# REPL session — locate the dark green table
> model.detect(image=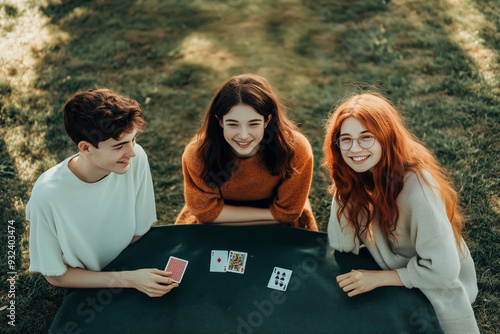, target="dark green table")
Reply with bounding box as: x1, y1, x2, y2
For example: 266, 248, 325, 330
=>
50, 225, 443, 334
